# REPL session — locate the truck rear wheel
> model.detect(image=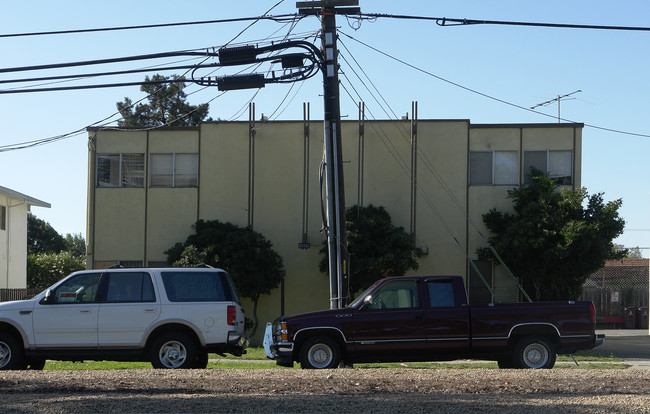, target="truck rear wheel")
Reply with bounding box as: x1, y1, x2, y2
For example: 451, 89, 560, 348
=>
513, 336, 556, 369
299, 336, 341, 369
